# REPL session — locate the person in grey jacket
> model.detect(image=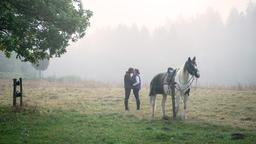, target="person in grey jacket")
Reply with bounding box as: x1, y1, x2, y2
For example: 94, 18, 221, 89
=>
124, 68, 134, 111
